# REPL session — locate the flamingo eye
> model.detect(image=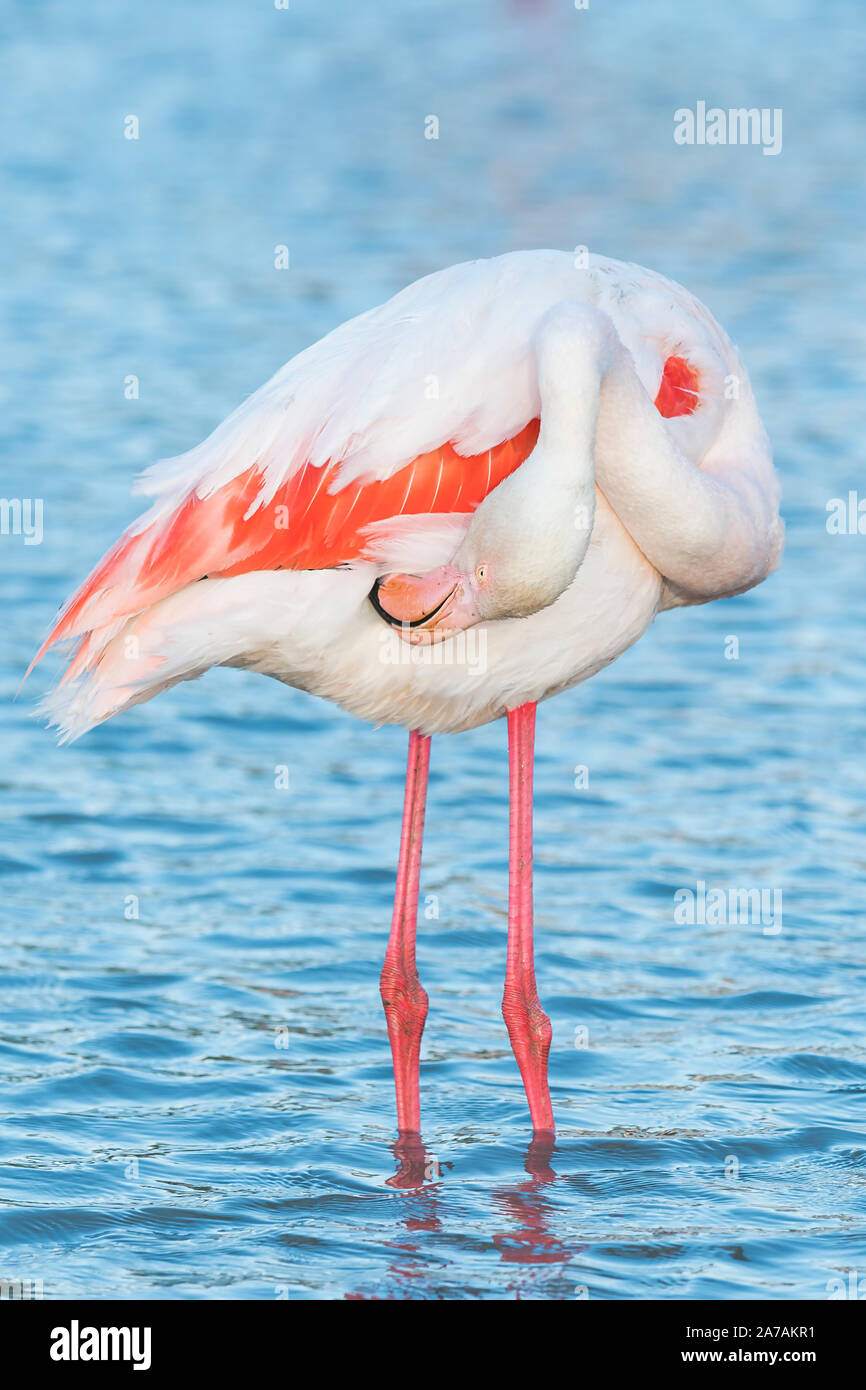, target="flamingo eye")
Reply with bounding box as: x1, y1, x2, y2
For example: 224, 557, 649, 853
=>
476, 564, 488, 583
